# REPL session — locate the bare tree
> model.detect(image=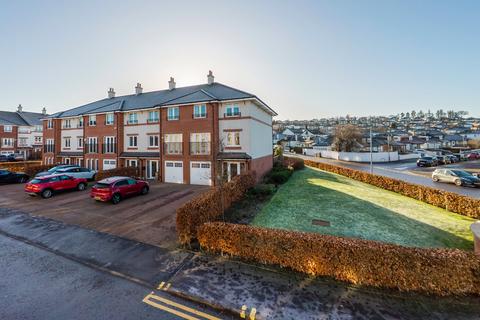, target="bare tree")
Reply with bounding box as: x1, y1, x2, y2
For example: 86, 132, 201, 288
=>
332, 125, 362, 152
